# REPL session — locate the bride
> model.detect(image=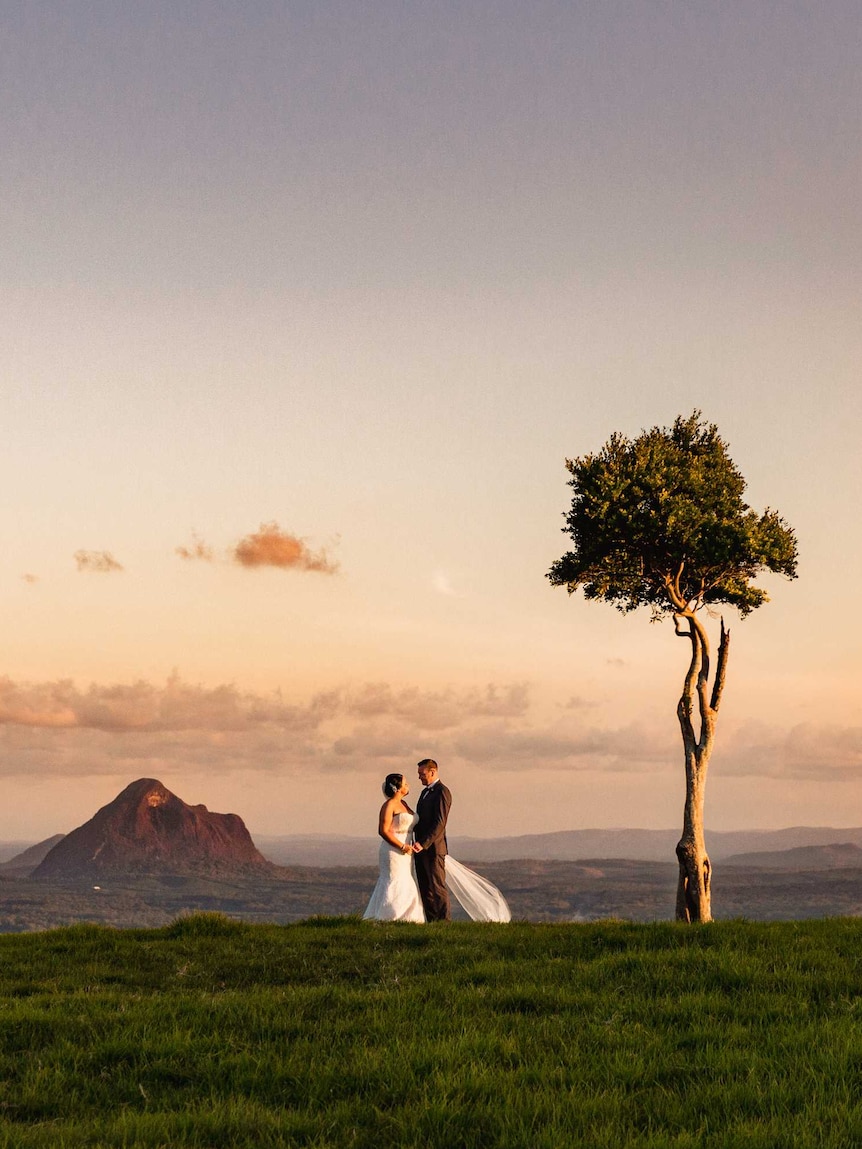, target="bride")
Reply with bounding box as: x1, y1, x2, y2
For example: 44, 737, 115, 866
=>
362, 773, 510, 923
